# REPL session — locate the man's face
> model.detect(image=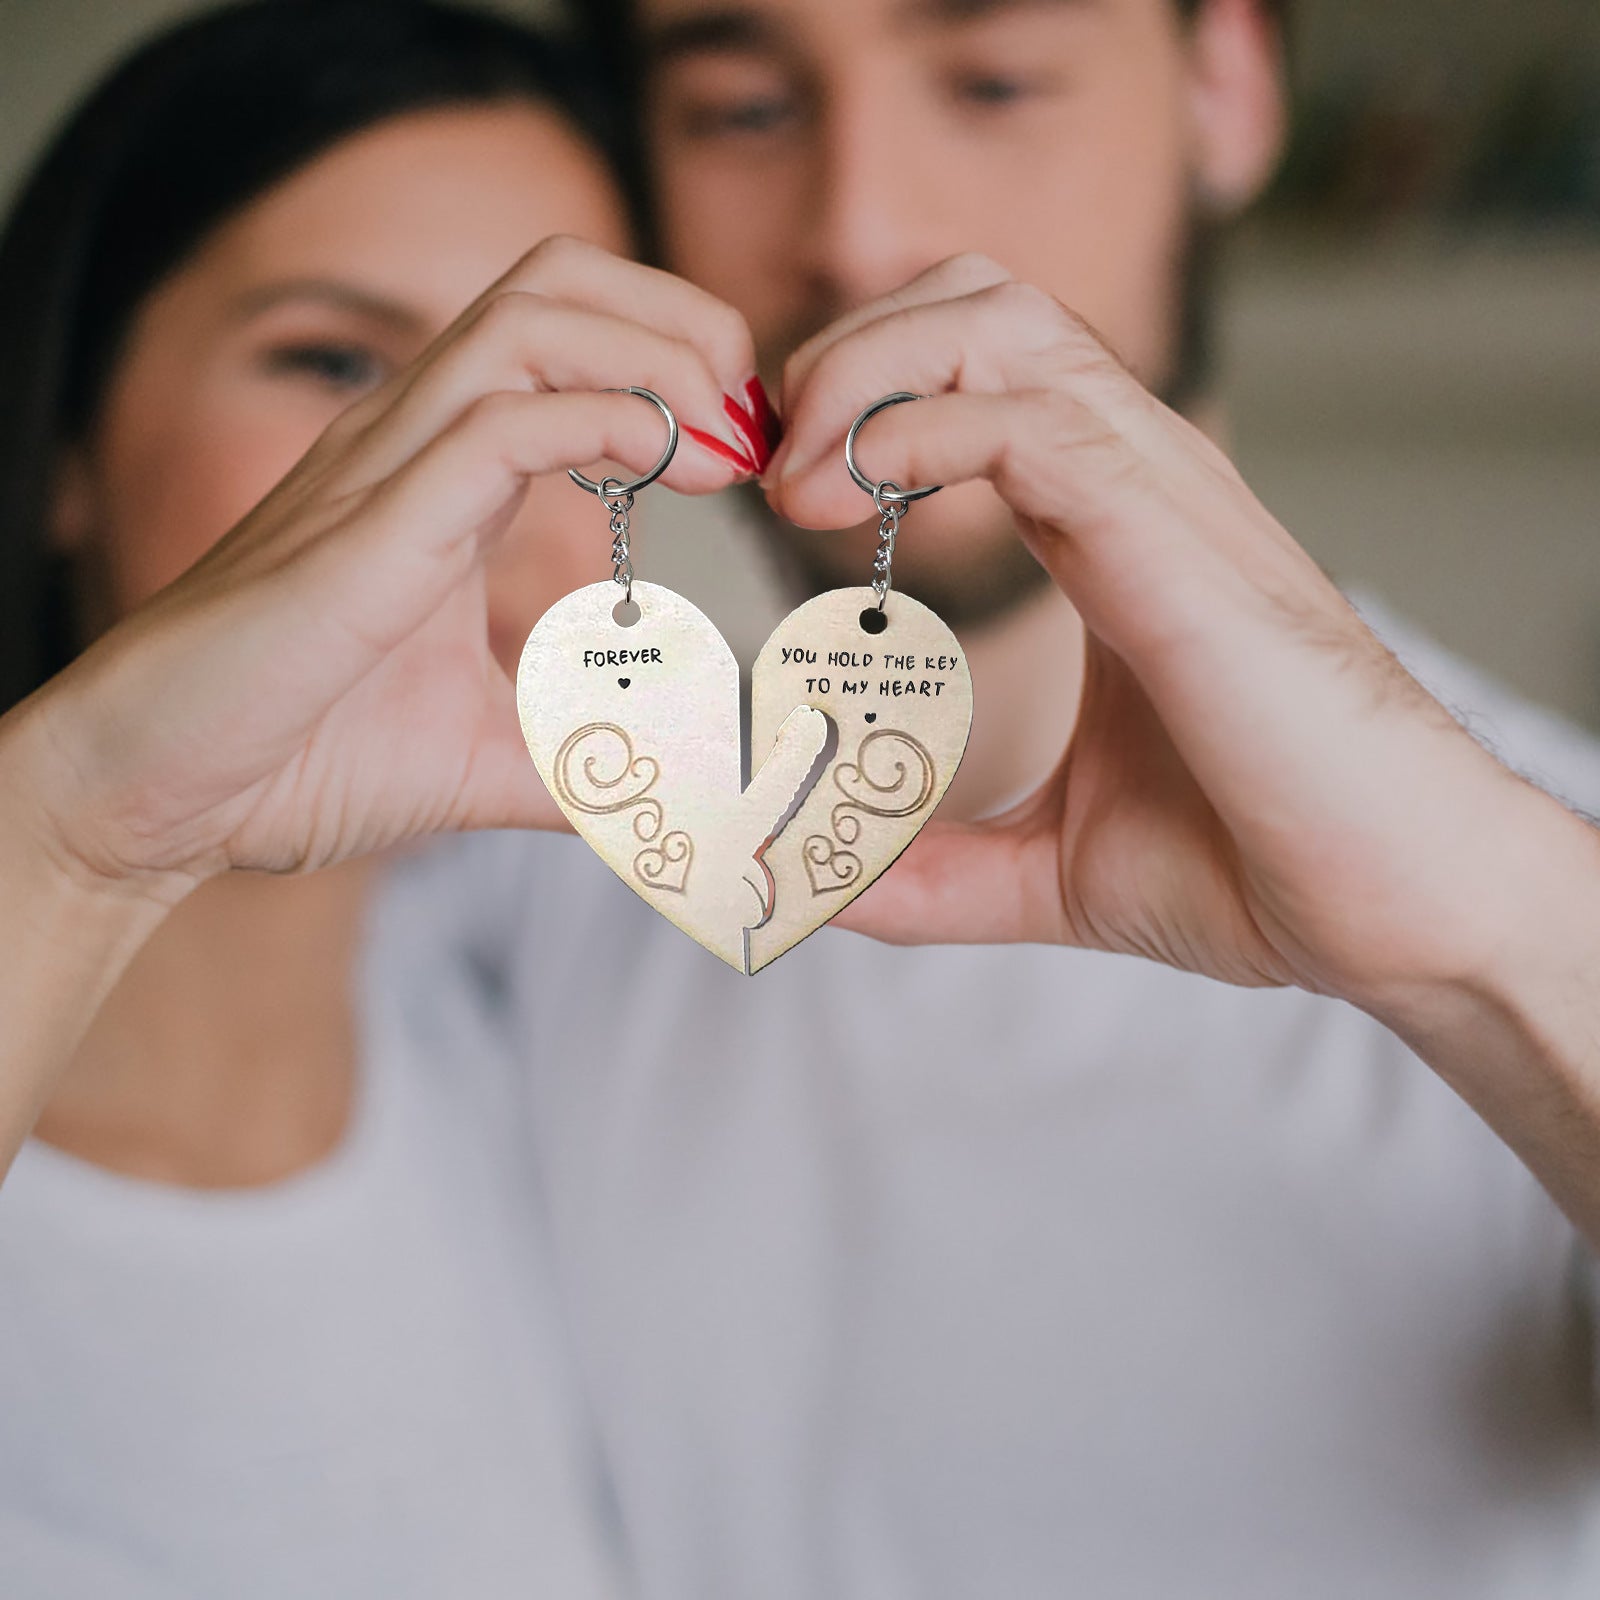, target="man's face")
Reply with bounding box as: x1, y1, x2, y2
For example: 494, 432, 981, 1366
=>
641, 0, 1282, 618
